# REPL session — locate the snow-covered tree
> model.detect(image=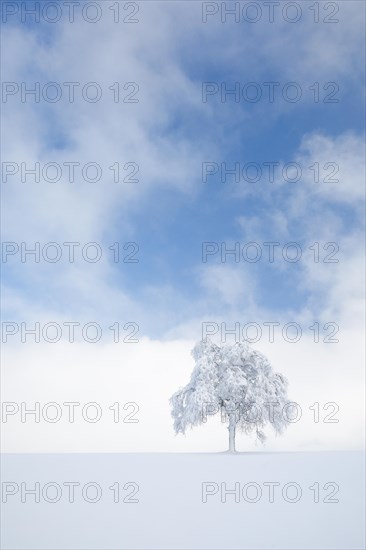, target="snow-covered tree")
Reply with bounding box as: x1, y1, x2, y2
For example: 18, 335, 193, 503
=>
170, 339, 291, 452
